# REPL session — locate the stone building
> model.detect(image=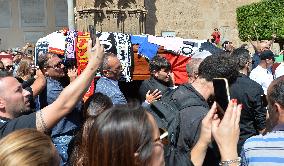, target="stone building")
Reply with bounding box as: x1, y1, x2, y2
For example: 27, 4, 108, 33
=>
0, 0, 69, 50
76, 0, 261, 46
75, 0, 147, 34
0, 0, 262, 50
